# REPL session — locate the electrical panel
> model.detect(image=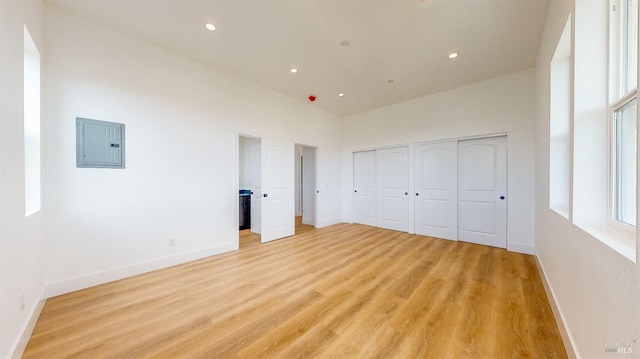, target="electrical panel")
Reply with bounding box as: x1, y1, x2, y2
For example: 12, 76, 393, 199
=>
76, 117, 125, 168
